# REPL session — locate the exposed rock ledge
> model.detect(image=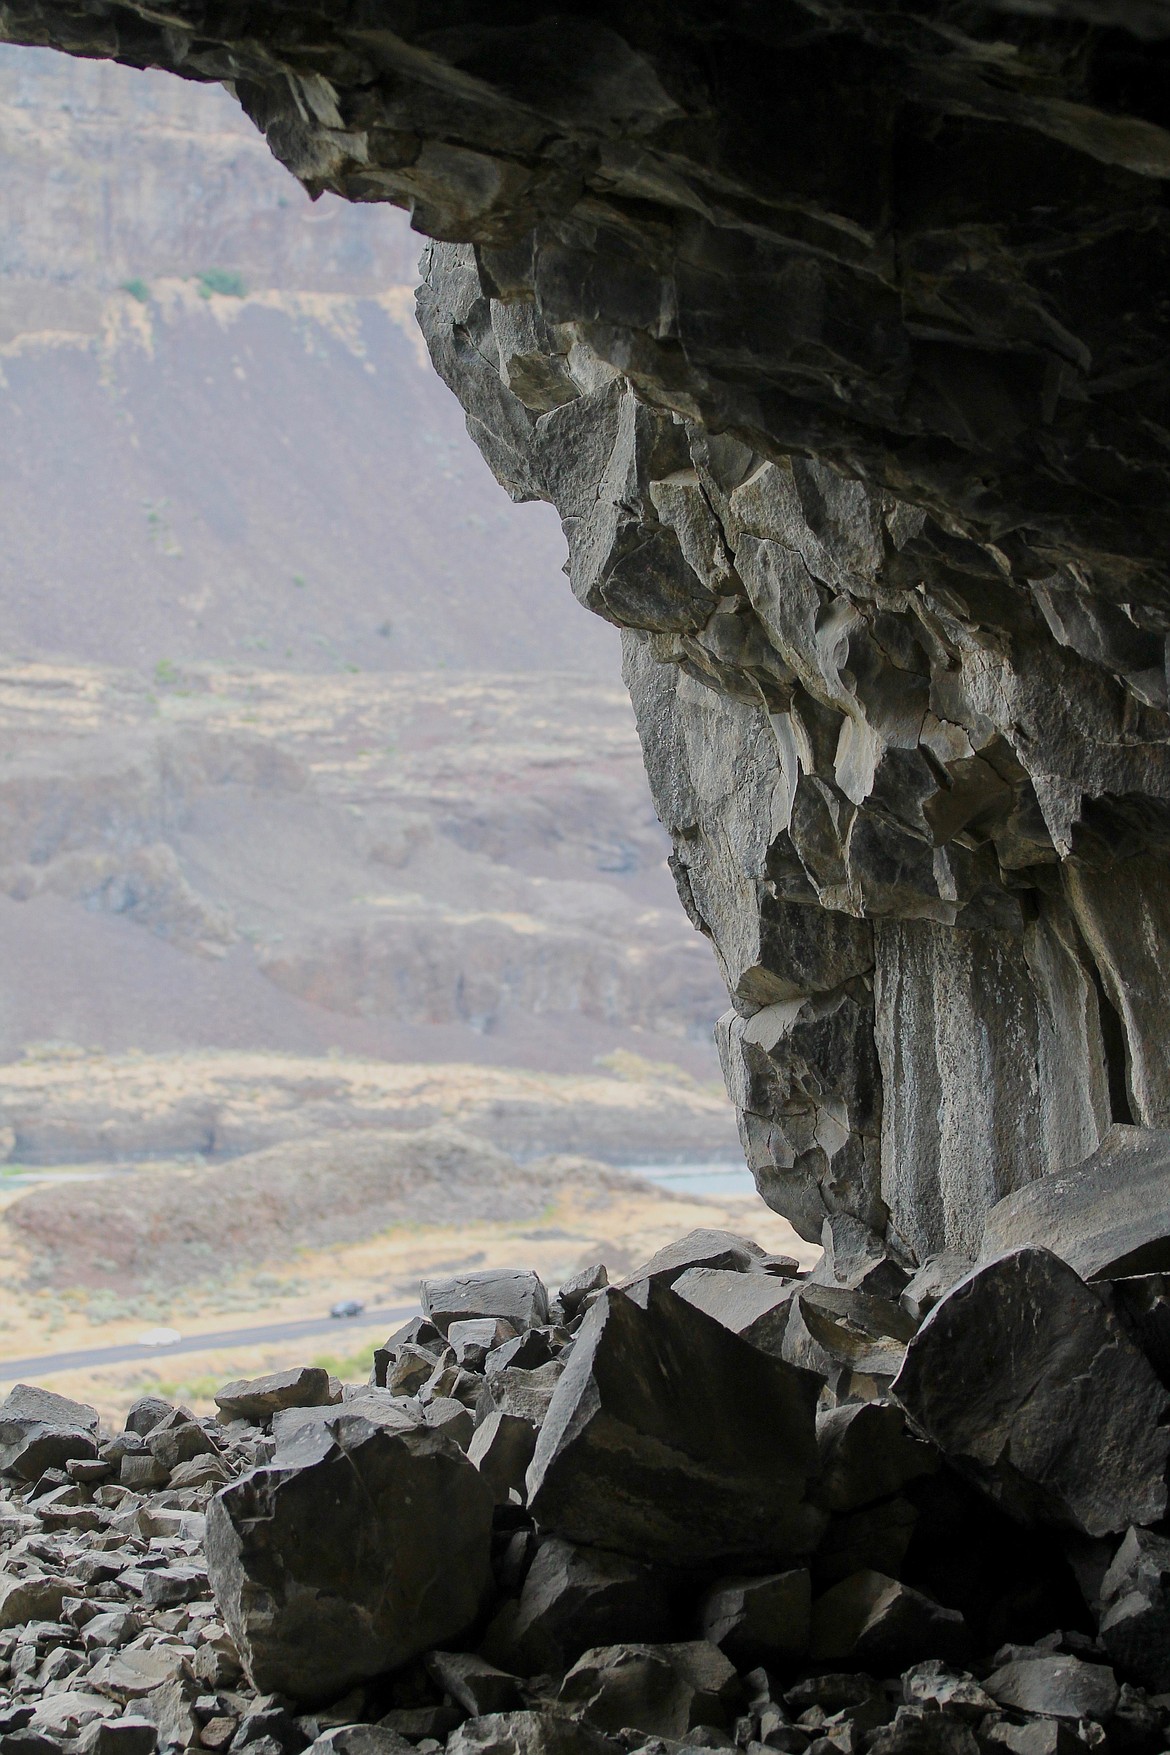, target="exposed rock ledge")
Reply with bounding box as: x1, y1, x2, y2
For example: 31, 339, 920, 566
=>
4, 3, 1170, 1254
